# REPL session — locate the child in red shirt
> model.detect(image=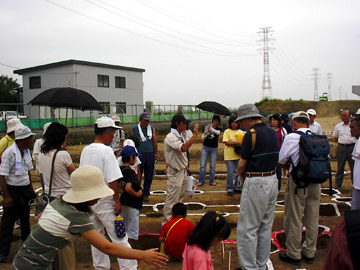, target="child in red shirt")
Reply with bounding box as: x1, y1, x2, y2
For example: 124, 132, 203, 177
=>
159, 203, 194, 260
